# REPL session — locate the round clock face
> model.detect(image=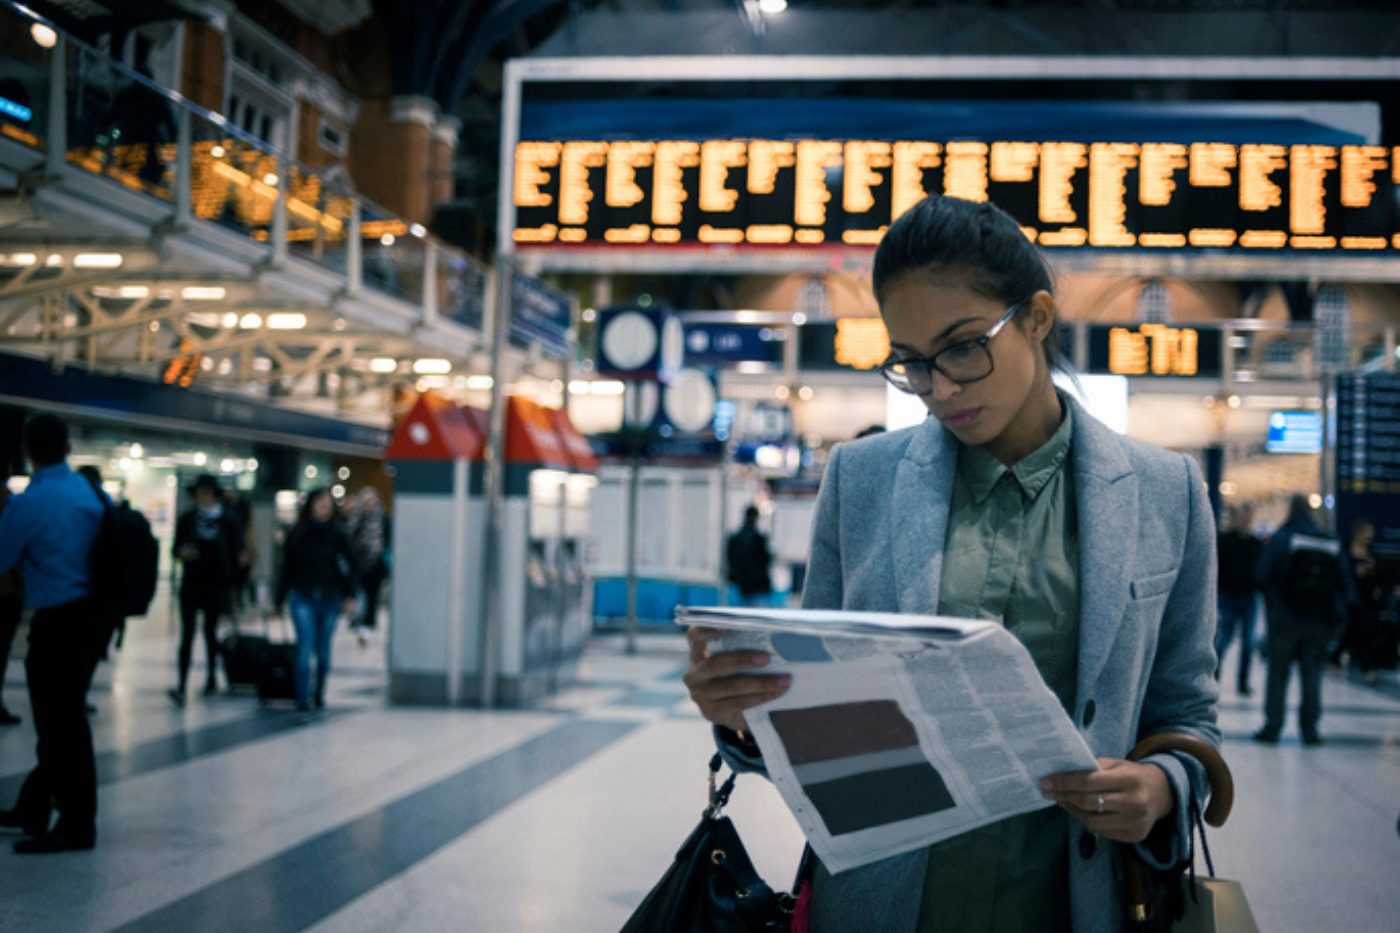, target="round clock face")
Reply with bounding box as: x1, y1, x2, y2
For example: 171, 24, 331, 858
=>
663, 369, 717, 434
601, 311, 657, 370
